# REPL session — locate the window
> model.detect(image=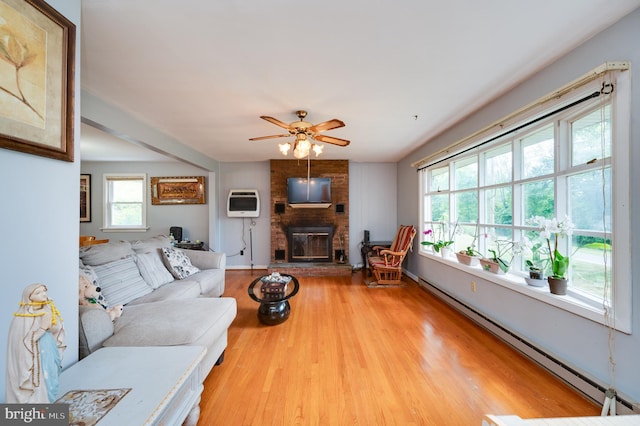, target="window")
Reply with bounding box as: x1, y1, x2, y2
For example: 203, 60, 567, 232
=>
419, 71, 631, 332
102, 174, 148, 231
